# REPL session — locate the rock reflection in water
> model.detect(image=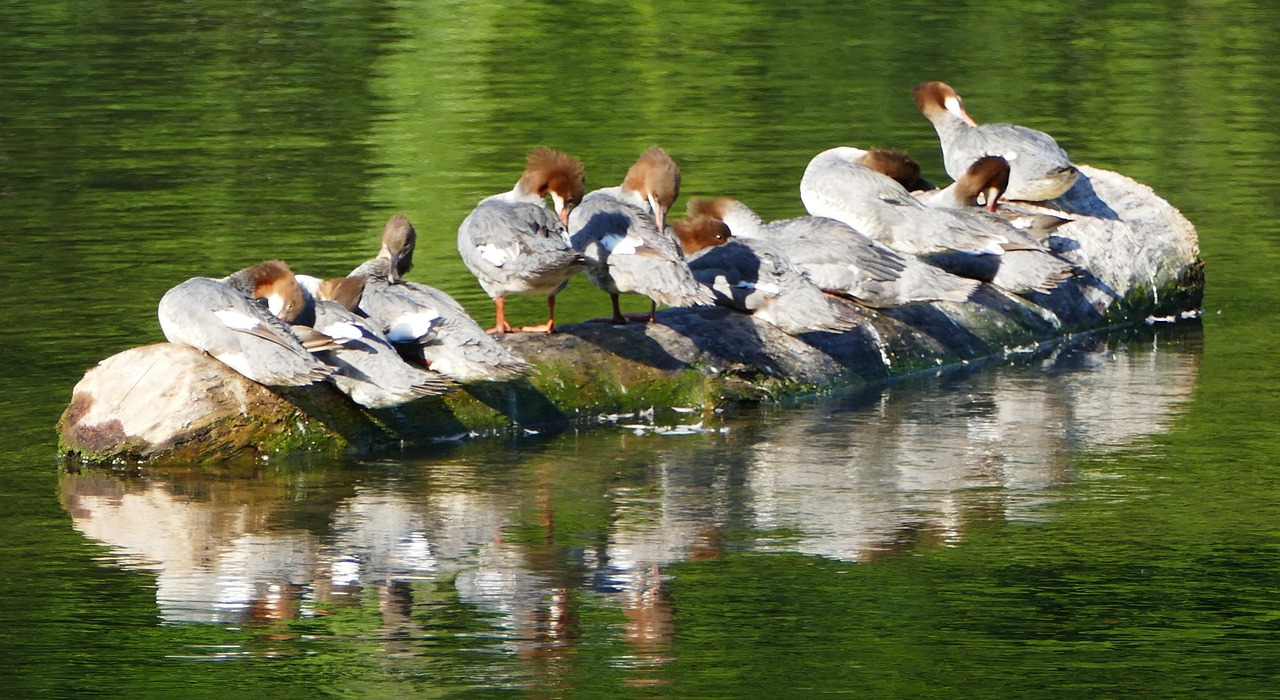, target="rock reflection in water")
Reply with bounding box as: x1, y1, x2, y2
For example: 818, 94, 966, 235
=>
60, 328, 1199, 671
747, 331, 1200, 562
